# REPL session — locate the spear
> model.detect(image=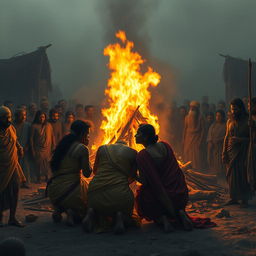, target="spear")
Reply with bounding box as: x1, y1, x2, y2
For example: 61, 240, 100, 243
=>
247, 58, 254, 188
